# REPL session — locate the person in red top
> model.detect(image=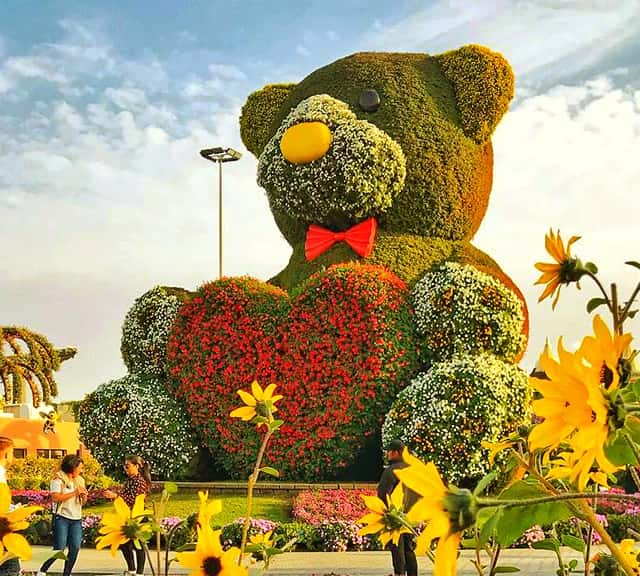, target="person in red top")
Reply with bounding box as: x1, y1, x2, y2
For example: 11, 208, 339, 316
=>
103, 455, 152, 576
